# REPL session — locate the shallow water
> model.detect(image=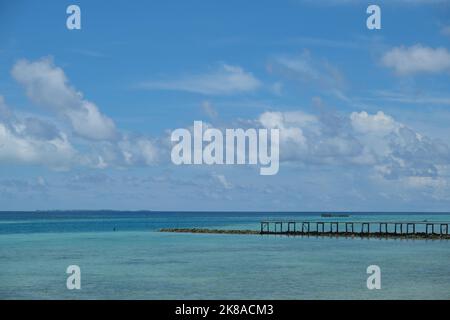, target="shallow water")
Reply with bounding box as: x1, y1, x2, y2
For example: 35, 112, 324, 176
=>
0, 212, 449, 299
